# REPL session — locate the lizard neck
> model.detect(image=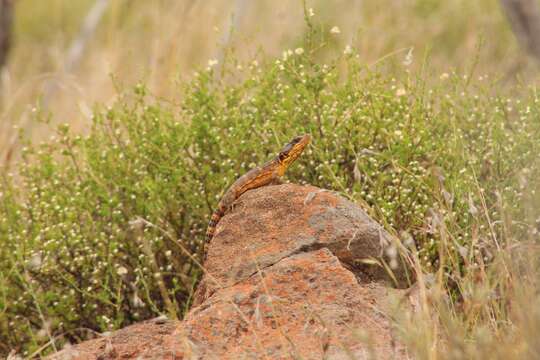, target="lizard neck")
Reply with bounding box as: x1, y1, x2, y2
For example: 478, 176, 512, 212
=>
254, 158, 285, 178
269, 157, 287, 177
